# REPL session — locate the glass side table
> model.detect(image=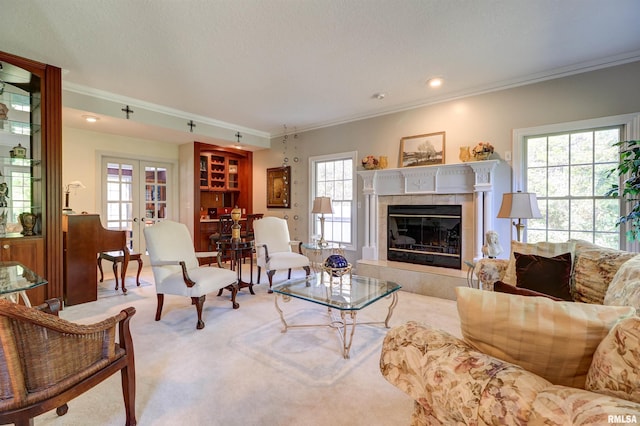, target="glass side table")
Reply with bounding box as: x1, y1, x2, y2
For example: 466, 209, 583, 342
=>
0, 261, 48, 307
463, 260, 478, 289
301, 242, 344, 272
